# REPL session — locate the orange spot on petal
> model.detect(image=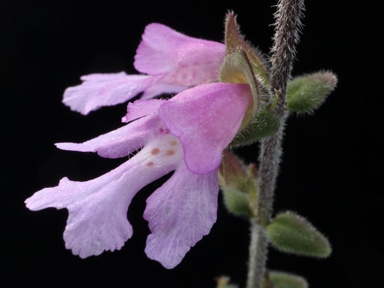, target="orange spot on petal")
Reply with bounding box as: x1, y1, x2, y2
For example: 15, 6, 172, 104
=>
170, 141, 177, 146
166, 149, 175, 155
151, 148, 160, 155
147, 161, 154, 167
